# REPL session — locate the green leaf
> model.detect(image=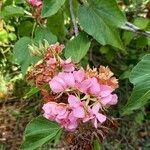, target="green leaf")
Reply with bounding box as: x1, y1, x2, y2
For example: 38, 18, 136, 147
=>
121, 54, 150, 115
24, 86, 40, 99
99, 46, 116, 62
65, 33, 91, 63
47, 10, 66, 40
14, 27, 56, 75
21, 116, 62, 150
34, 26, 57, 44
78, 0, 126, 49
53, 129, 63, 146
13, 37, 37, 75
3, 0, 13, 7
136, 36, 150, 48
0, 5, 24, 18
134, 17, 150, 30
122, 31, 134, 46
18, 21, 33, 37
92, 138, 101, 150
13, 37, 31, 74
42, 0, 66, 18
